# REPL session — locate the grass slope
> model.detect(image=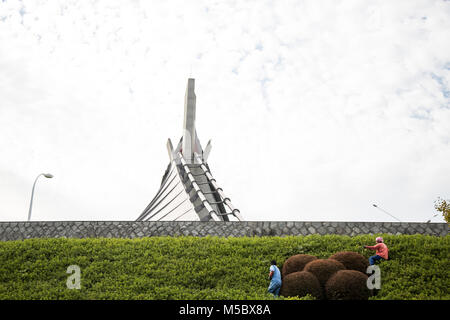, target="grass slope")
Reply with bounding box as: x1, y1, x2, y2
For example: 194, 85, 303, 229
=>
0, 234, 448, 300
